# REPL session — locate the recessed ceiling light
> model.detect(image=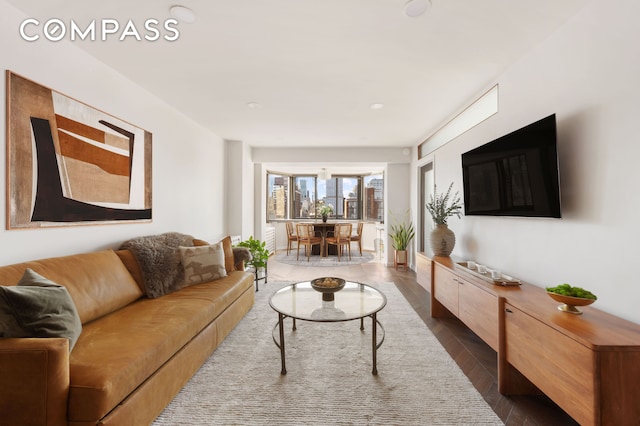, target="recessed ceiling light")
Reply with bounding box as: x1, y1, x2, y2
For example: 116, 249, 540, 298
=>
247, 102, 262, 109
404, 0, 431, 18
170, 5, 197, 23
370, 103, 384, 110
